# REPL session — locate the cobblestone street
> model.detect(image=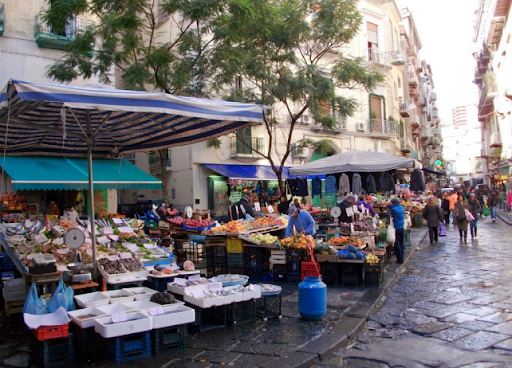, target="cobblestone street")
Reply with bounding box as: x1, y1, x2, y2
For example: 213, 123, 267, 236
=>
322, 215, 512, 368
